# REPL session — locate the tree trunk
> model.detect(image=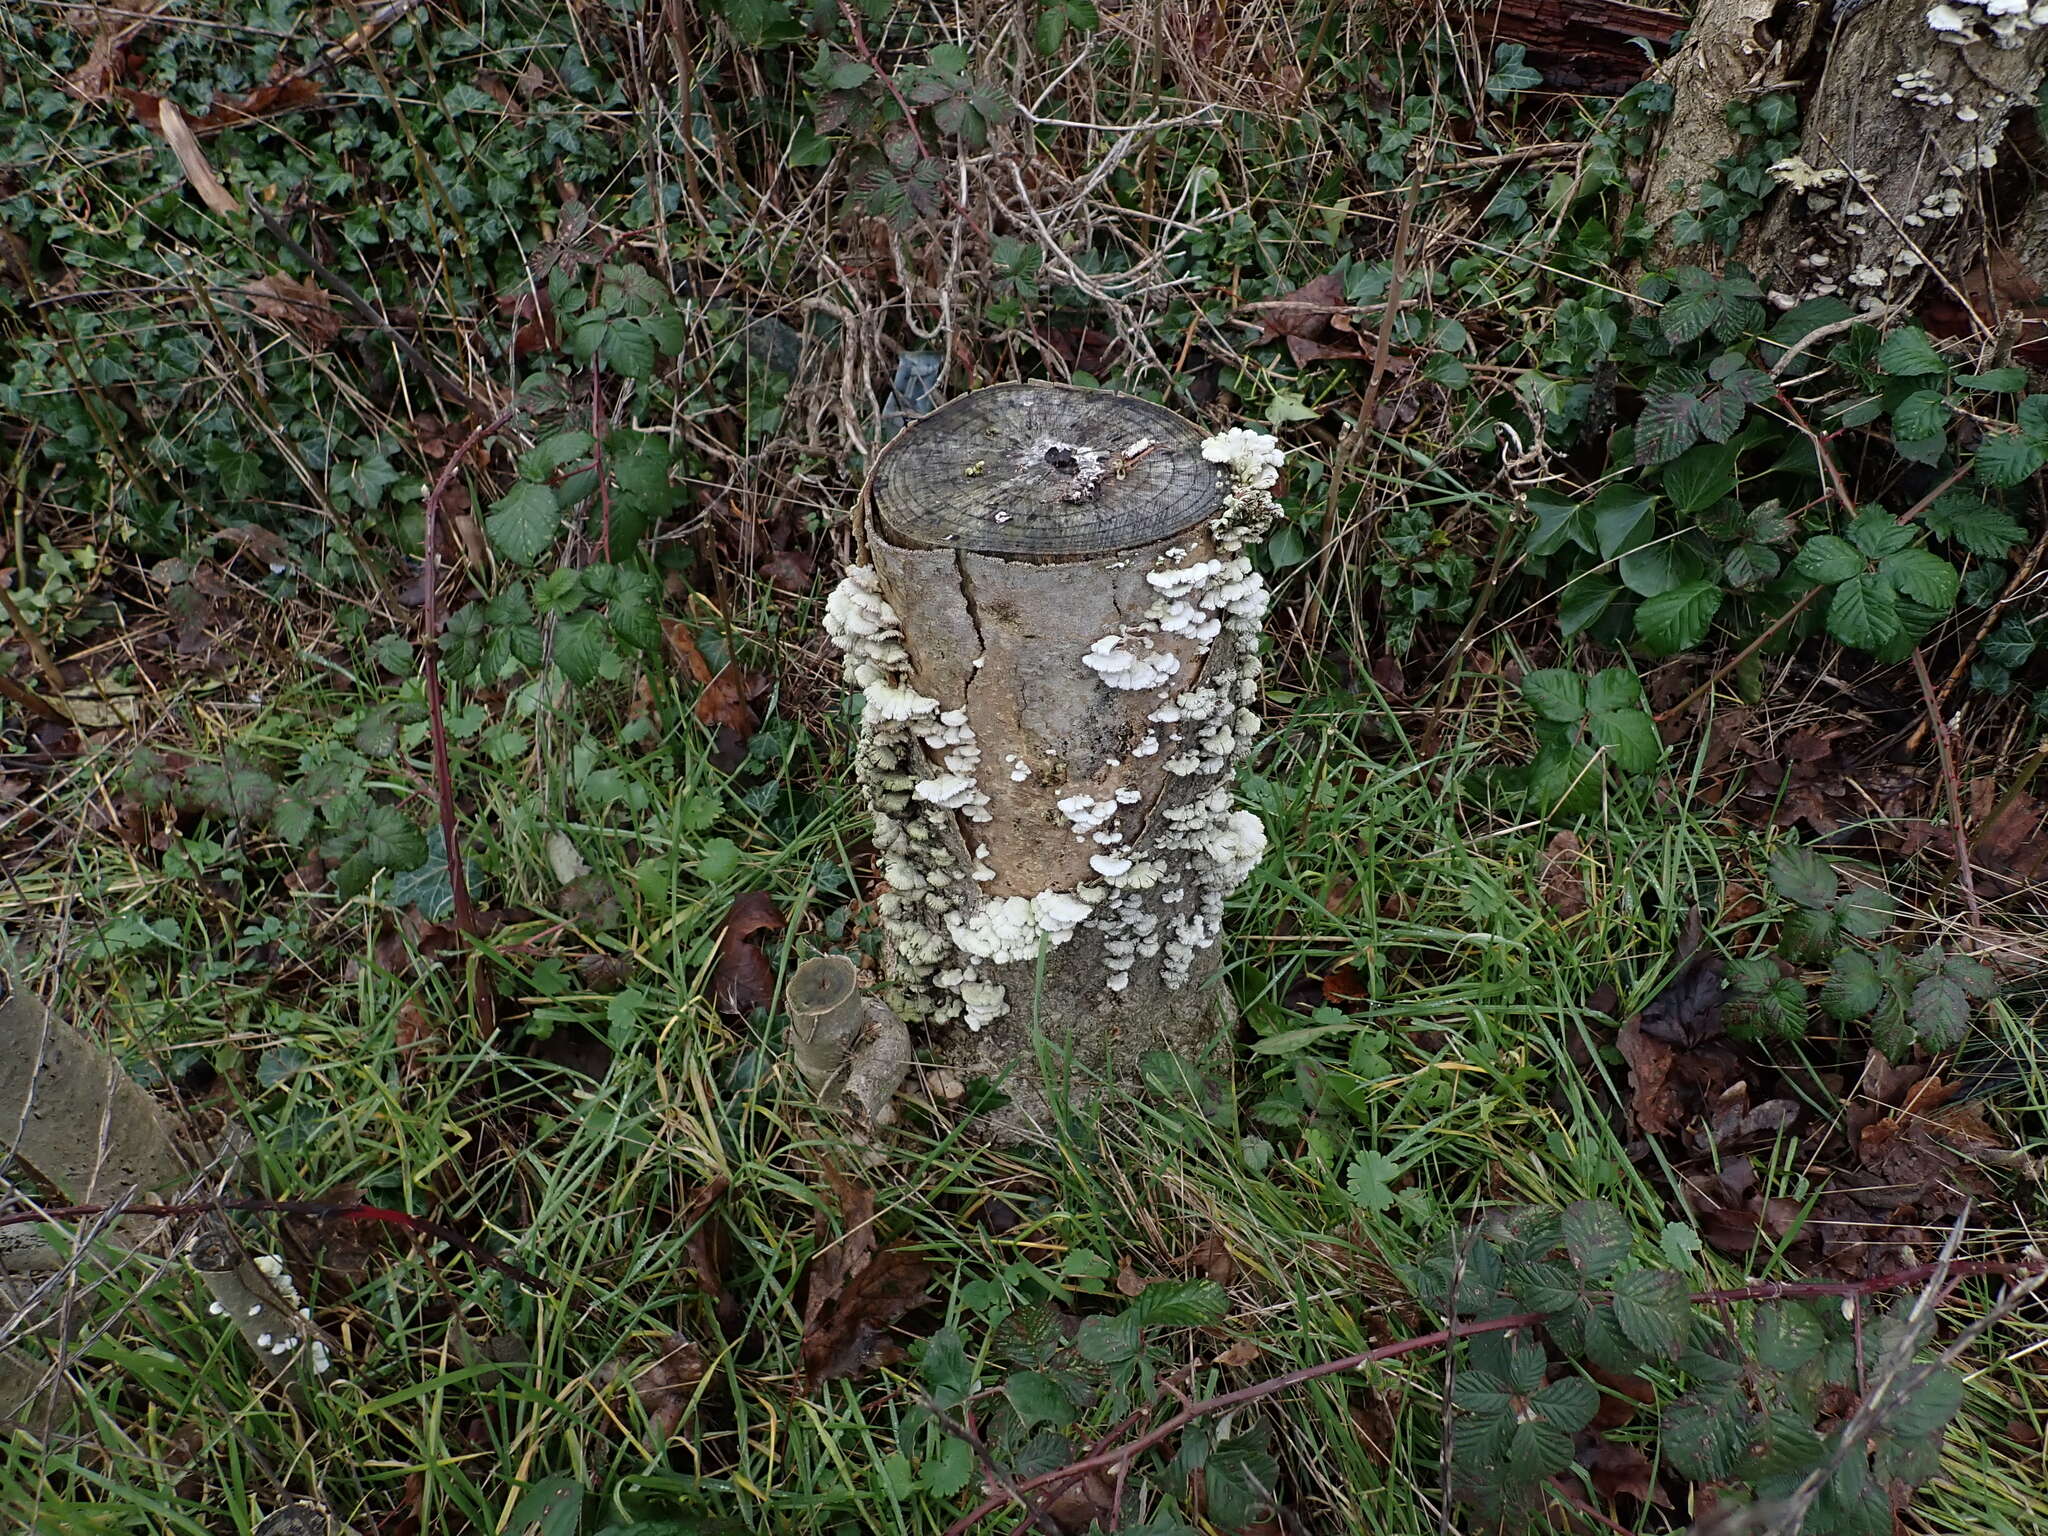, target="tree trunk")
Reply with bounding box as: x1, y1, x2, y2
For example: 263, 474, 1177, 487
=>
1640, 0, 2048, 305
824, 383, 1281, 1136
